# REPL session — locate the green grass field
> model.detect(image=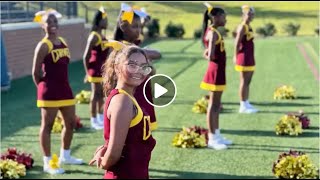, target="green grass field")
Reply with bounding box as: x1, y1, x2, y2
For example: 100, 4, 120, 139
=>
1, 36, 319, 179
79, 1, 319, 38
